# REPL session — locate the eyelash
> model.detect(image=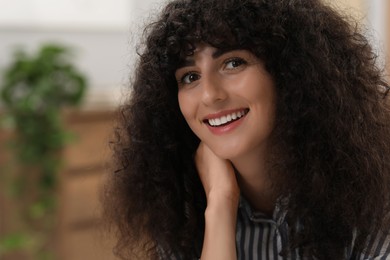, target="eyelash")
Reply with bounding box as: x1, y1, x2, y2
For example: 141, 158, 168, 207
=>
178, 71, 200, 85
224, 57, 247, 69
177, 57, 248, 86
